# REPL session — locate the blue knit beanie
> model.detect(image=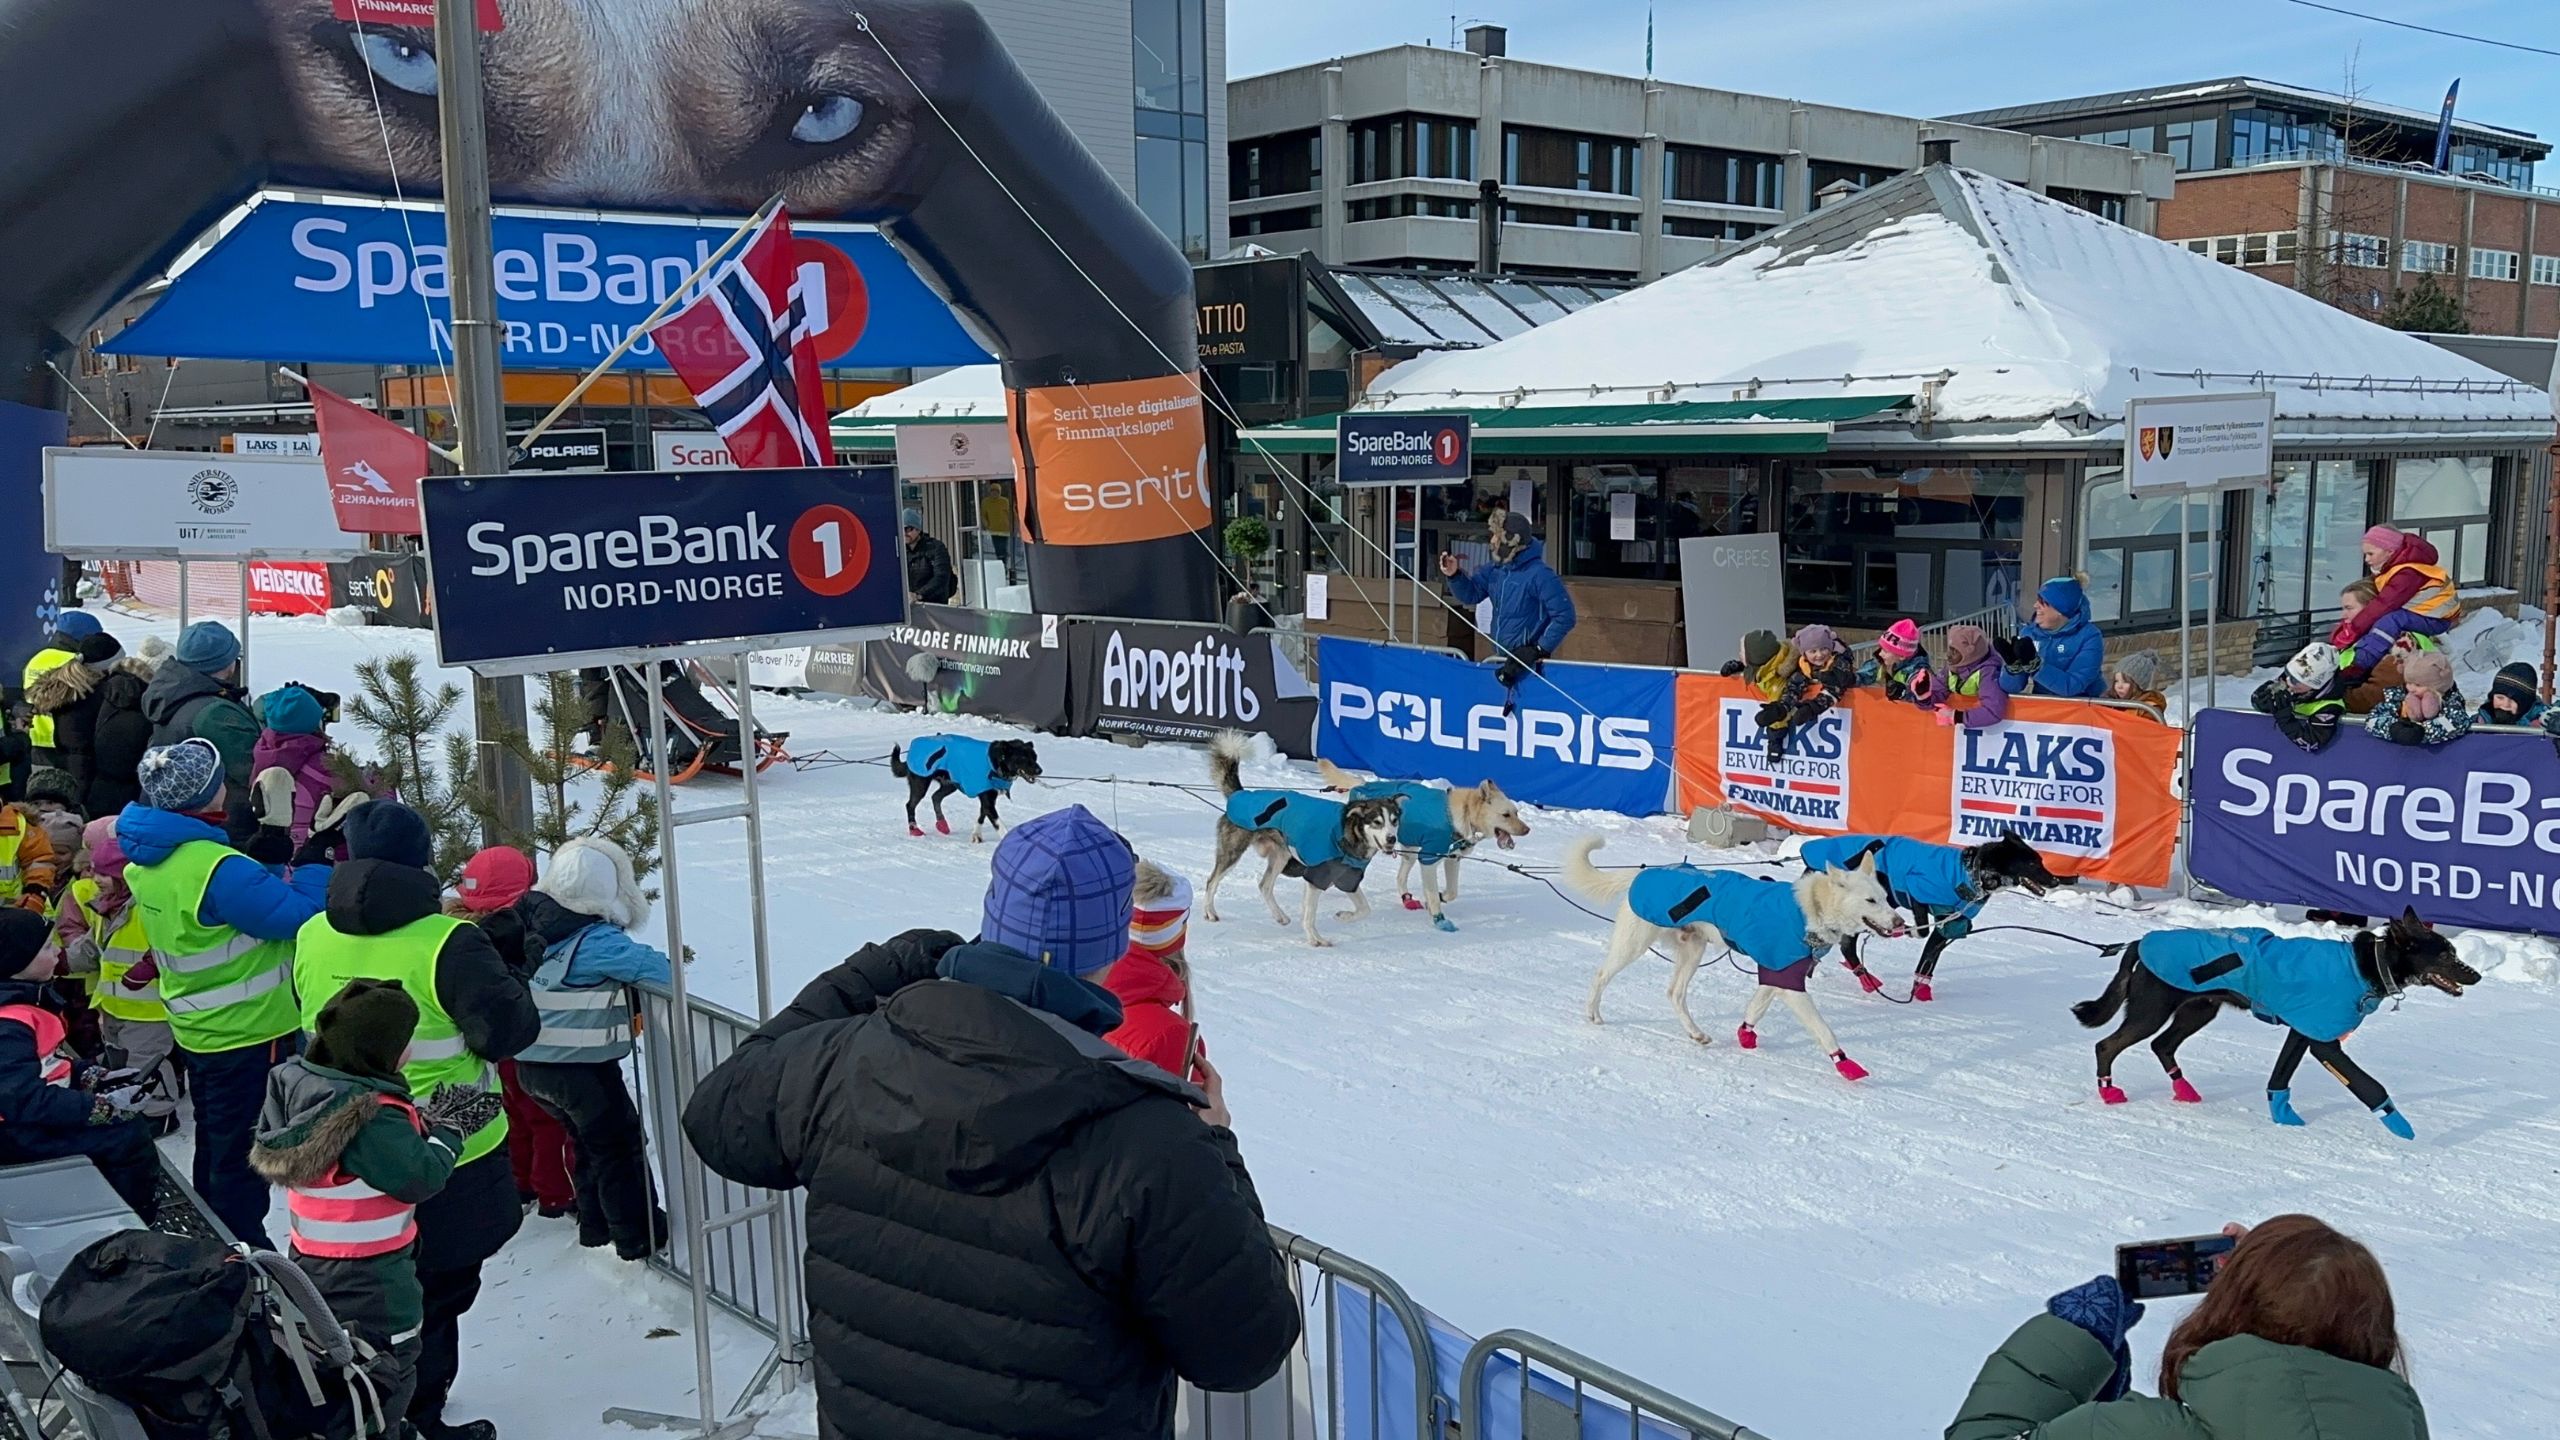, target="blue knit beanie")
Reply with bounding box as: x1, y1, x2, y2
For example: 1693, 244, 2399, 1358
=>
137, 739, 225, 814
51, 610, 102, 641
2037, 575, 2086, 621
980, 805, 1136, 977
174, 620, 242, 673
258, 685, 326, 736
344, 801, 435, 872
